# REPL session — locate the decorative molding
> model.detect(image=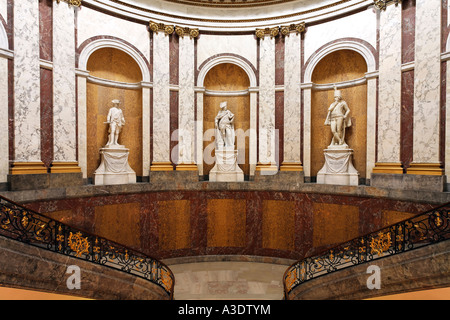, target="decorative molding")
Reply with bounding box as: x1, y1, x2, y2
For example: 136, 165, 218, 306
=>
78, 38, 151, 82
373, 0, 401, 11
279, 22, 305, 36
39, 59, 53, 70
56, 0, 82, 7
256, 22, 305, 39
255, 27, 279, 39
204, 89, 249, 96
149, 21, 199, 38
0, 48, 13, 59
